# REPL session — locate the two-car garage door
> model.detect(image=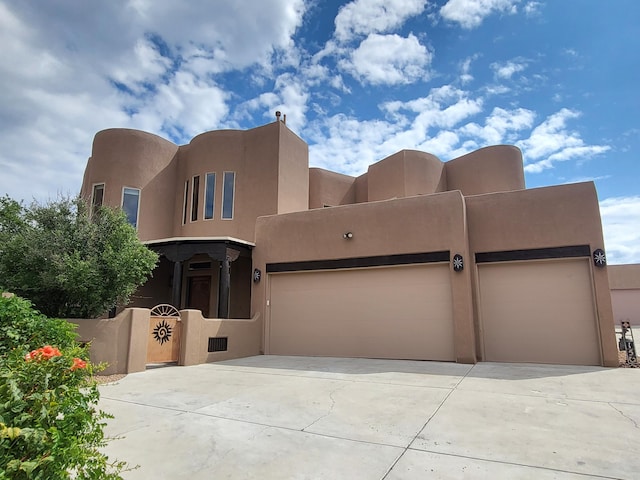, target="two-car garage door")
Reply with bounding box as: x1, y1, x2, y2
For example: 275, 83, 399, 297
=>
267, 264, 455, 361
